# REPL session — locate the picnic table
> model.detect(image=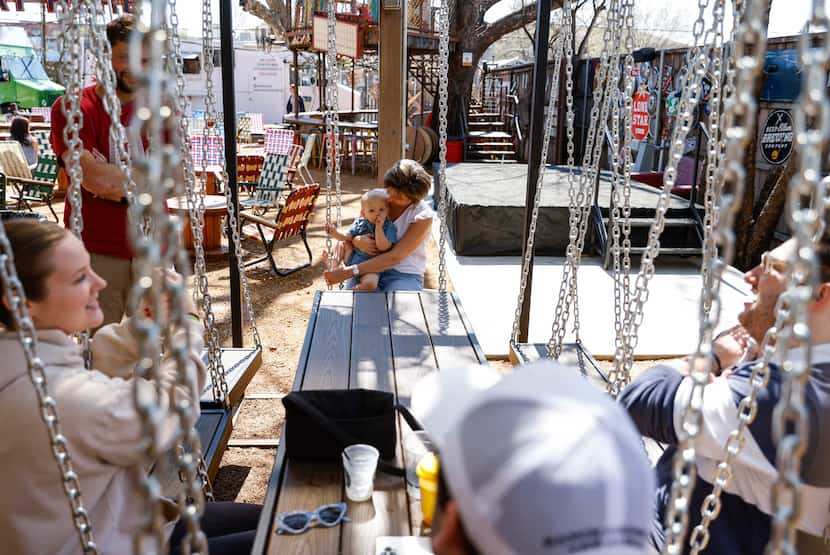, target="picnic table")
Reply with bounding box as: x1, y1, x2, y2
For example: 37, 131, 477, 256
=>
251, 290, 487, 554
